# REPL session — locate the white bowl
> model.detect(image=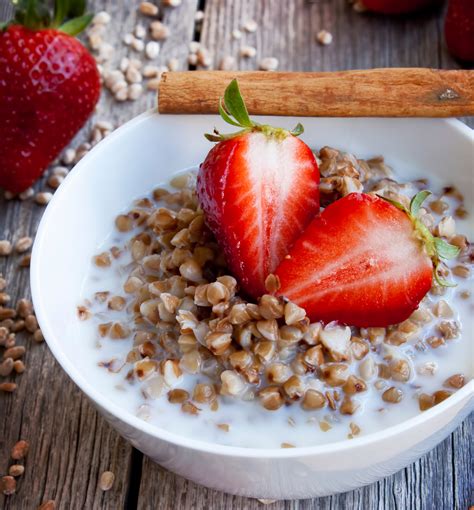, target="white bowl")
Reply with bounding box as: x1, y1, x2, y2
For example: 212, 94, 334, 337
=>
31, 112, 474, 500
